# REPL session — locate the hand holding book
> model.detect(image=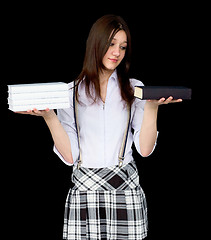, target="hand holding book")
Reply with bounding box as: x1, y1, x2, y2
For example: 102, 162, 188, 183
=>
15, 107, 55, 118
147, 96, 183, 106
